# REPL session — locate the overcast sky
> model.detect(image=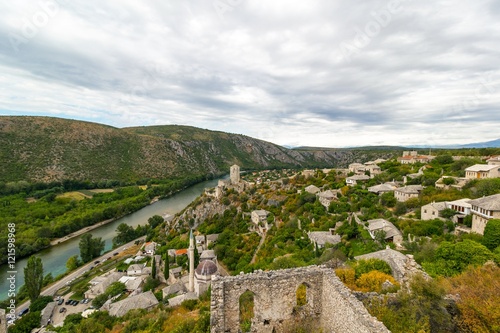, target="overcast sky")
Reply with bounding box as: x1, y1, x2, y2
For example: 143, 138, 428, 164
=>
0, 1, 499, 147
